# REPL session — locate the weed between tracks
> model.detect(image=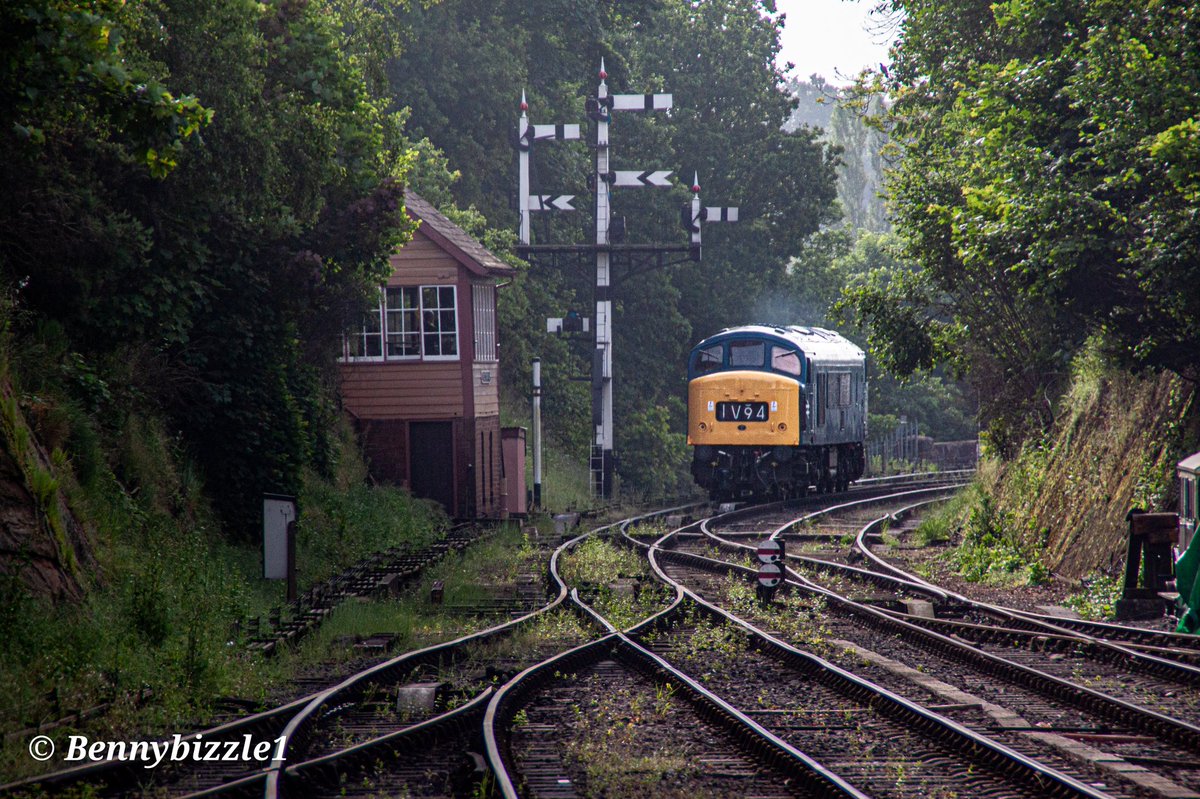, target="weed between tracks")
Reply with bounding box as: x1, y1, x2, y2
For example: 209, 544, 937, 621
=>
262, 525, 548, 678
559, 537, 673, 629
1063, 572, 1121, 620
562, 675, 724, 798
716, 579, 836, 657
